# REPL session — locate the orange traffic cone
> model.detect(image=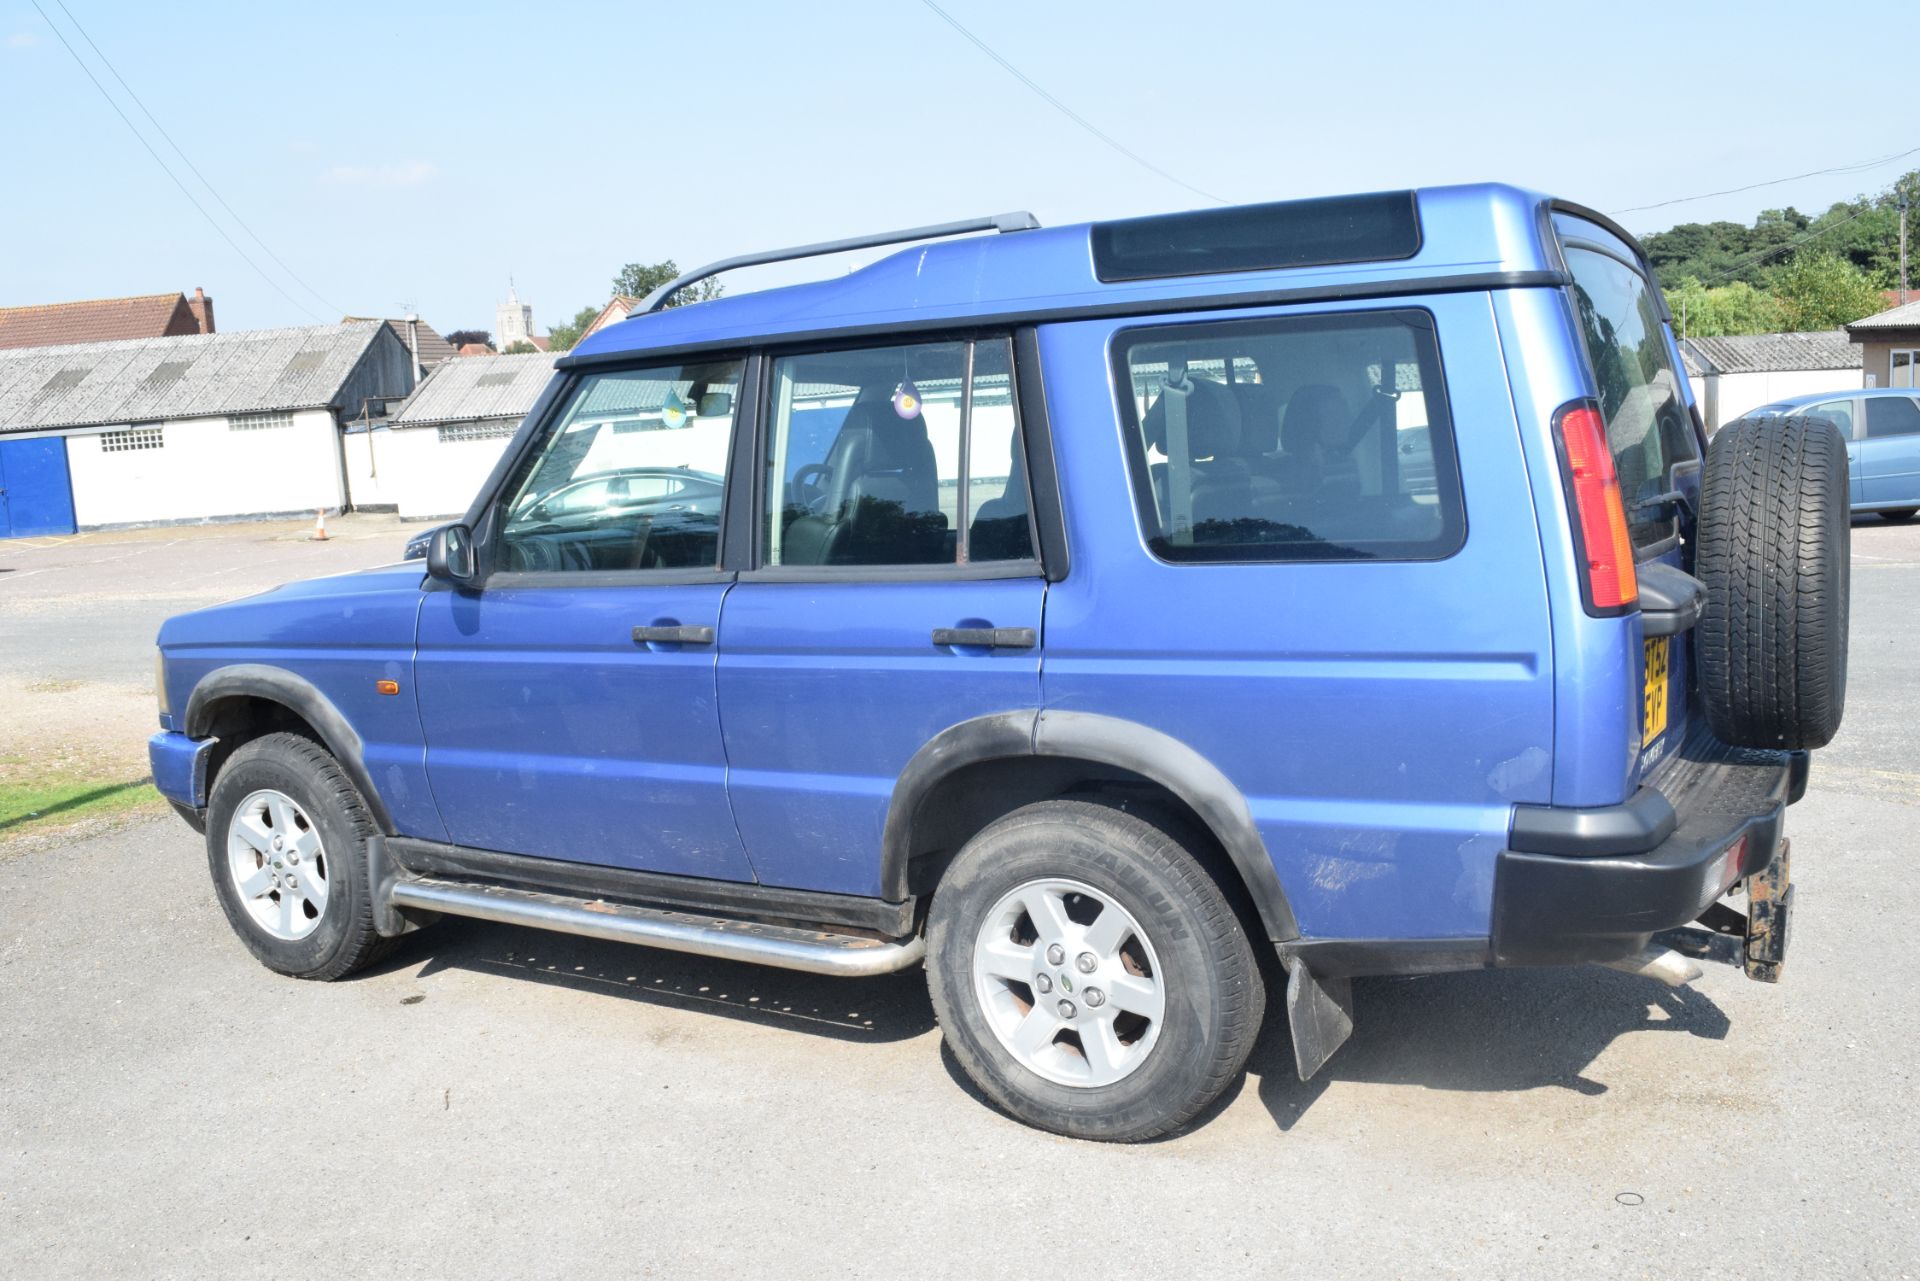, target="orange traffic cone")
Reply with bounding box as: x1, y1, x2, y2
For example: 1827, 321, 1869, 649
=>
311, 508, 330, 541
